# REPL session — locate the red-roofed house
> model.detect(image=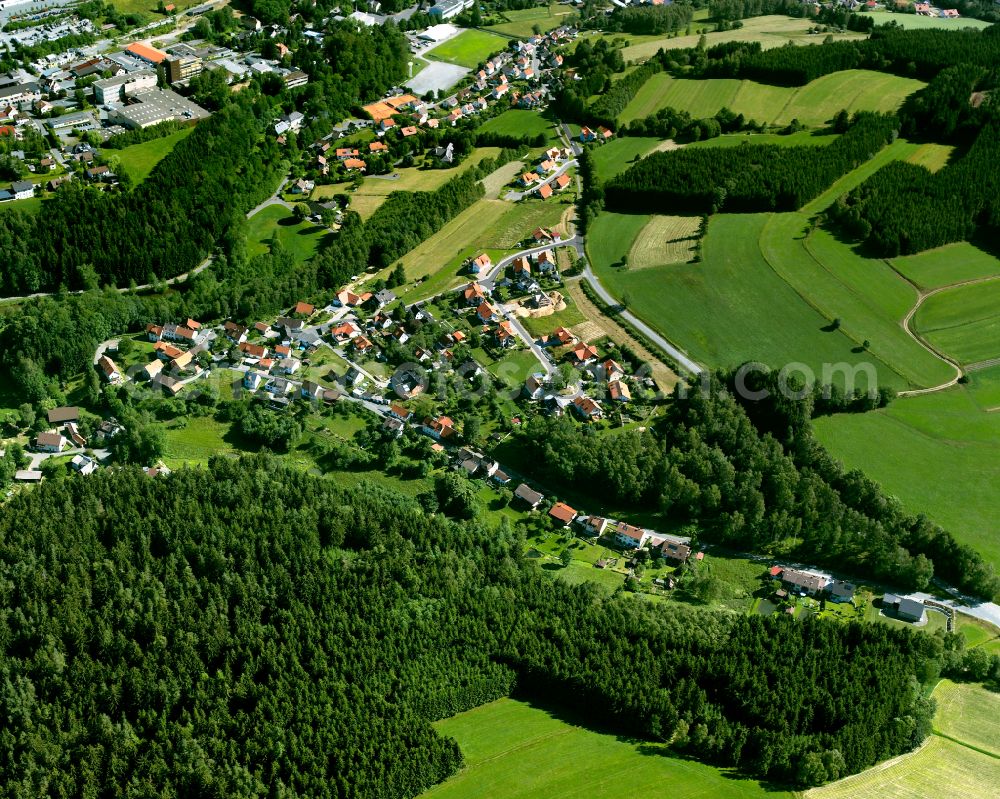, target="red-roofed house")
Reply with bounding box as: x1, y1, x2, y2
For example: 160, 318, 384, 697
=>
537, 183, 553, 199
549, 502, 577, 526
